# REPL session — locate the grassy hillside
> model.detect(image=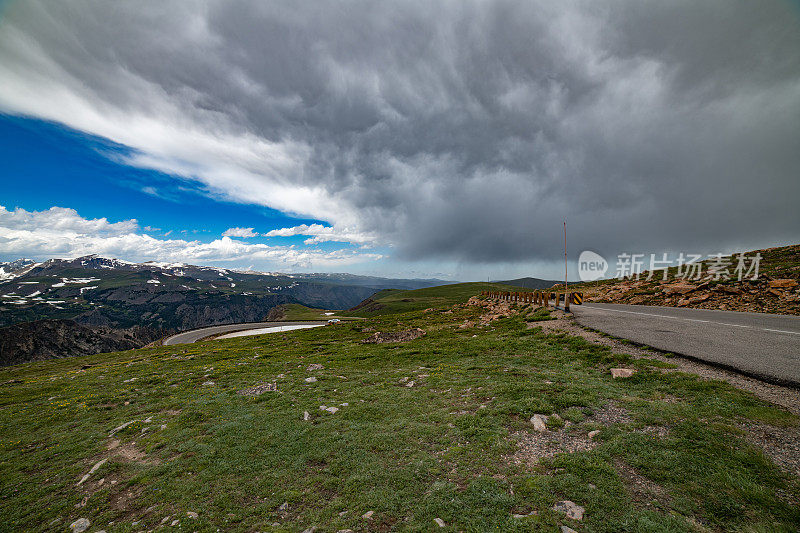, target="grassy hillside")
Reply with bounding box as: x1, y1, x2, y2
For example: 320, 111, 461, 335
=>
497, 277, 561, 290
1, 285, 798, 531
343, 282, 525, 316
